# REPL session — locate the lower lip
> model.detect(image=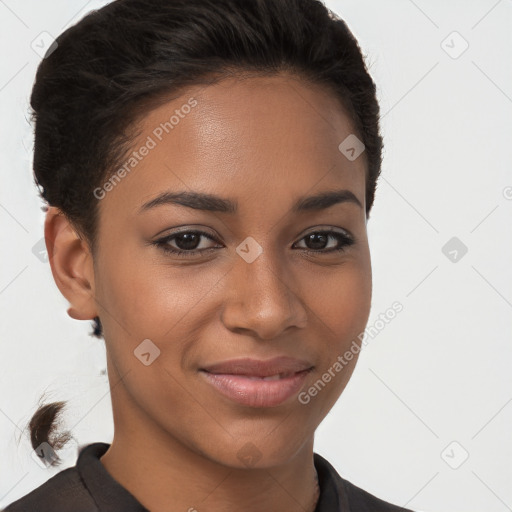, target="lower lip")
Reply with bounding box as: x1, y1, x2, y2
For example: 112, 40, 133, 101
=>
200, 369, 311, 408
